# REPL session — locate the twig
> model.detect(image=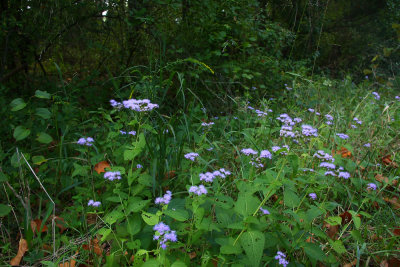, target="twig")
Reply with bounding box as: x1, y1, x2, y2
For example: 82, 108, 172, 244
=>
20, 152, 56, 258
